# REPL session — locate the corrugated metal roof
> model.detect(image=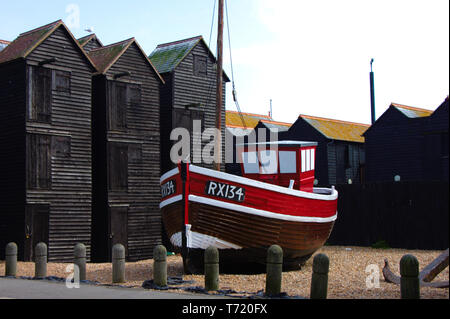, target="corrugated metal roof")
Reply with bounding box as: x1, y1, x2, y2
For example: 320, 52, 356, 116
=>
149, 36, 203, 74
226, 110, 272, 129
391, 103, 433, 118
300, 115, 370, 143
